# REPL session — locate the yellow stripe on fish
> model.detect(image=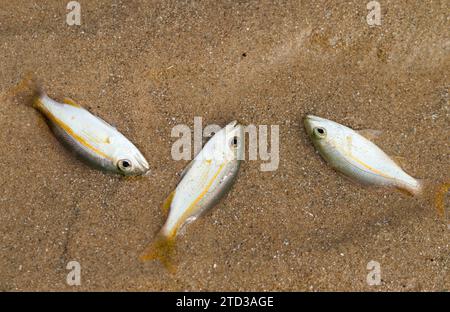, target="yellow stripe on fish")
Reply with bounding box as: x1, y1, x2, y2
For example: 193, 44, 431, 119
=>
304, 115, 448, 219
333, 141, 394, 181
304, 115, 421, 194
140, 121, 244, 271
30, 85, 149, 176
36, 99, 113, 161
171, 162, 227, 237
